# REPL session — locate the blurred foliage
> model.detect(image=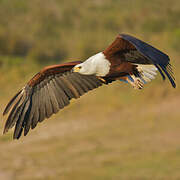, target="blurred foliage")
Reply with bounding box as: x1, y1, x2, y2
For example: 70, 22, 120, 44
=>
0, 56, 24, 68
0, 0, 179, 66
0, 1, 180, 179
